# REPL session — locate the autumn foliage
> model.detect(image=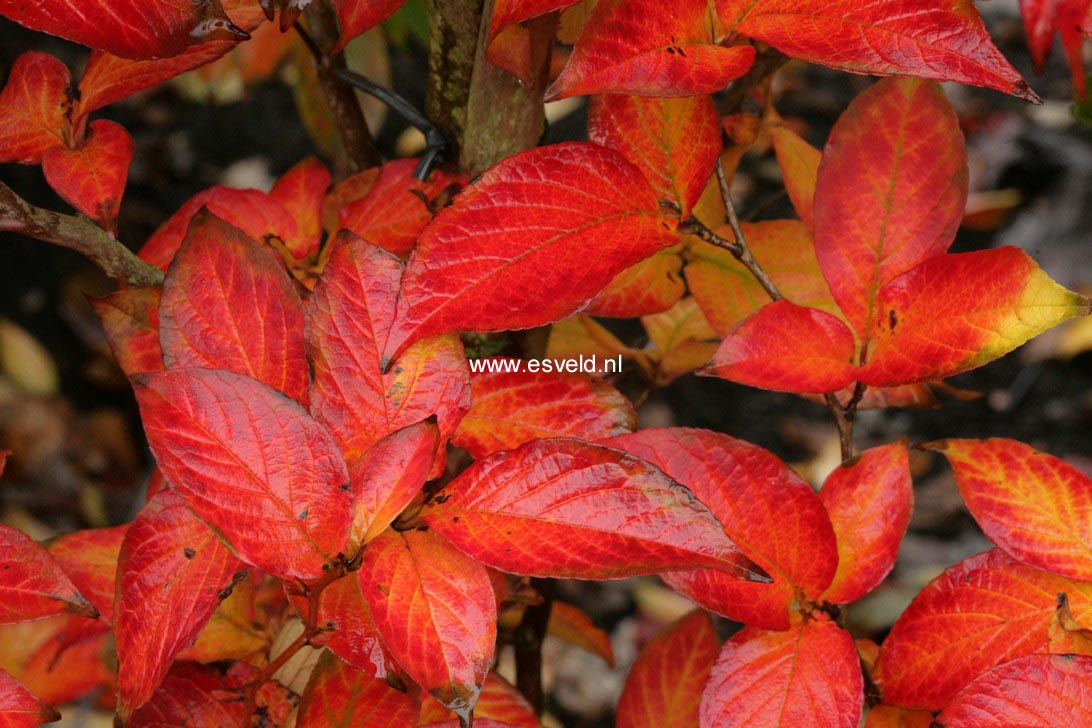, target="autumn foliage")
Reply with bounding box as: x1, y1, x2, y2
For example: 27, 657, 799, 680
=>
1, 0, 1092, 726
